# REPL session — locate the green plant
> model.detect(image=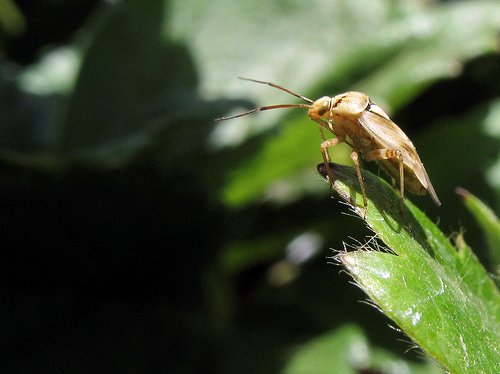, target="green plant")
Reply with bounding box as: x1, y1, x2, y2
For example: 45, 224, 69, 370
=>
317, 162, 500, 373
